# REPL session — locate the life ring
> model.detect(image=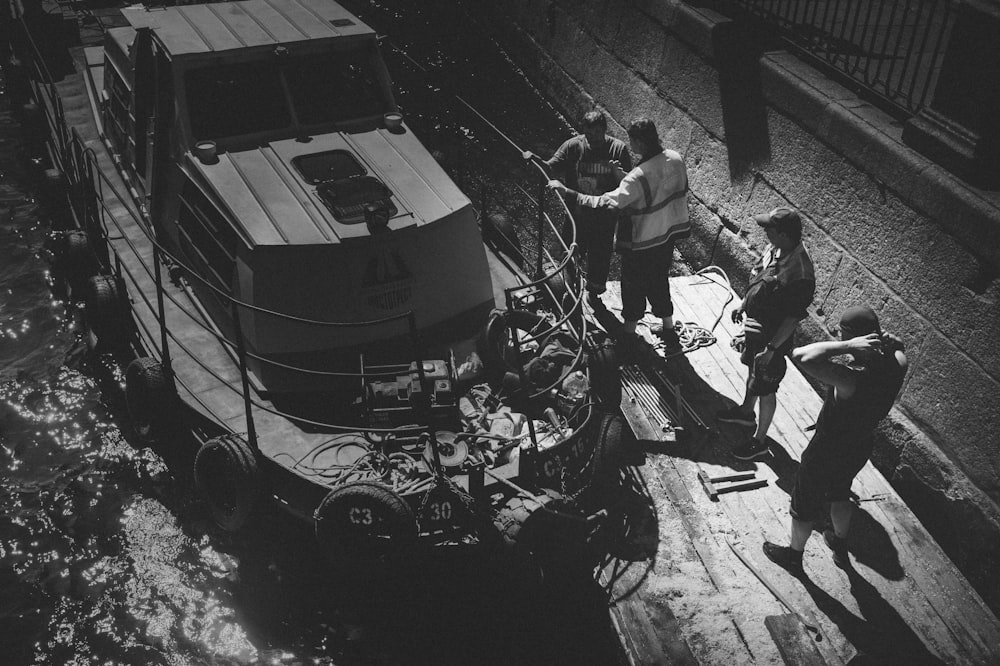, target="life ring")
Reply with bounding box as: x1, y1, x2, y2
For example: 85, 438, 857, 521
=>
493, 488, 569, 554
125, 356, 176, 444
84, 275, 125, 350
314, 480, 418, 564
585, 334, 621, 407
194, 434, 261, 531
